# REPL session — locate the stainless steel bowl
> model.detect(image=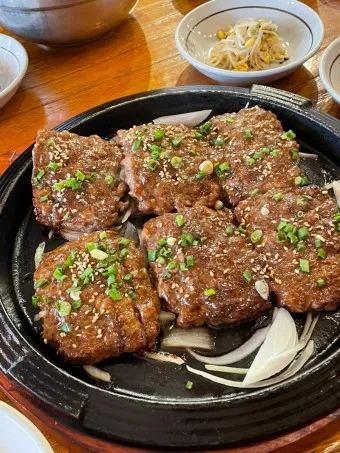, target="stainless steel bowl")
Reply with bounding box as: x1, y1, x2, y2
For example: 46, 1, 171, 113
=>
0, 0, 138, 46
